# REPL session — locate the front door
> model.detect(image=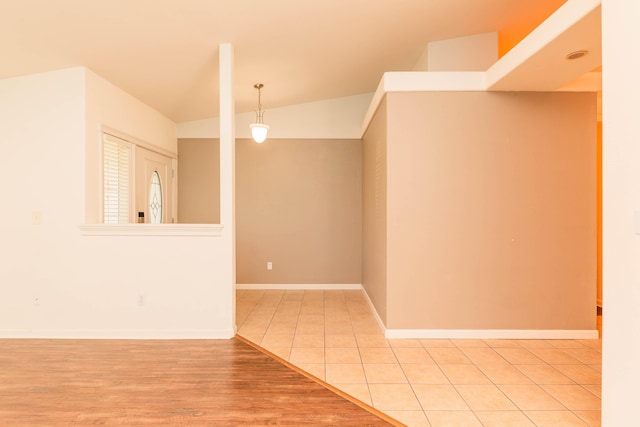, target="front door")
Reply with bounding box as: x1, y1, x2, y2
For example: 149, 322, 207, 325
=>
135, 147, 174, 223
